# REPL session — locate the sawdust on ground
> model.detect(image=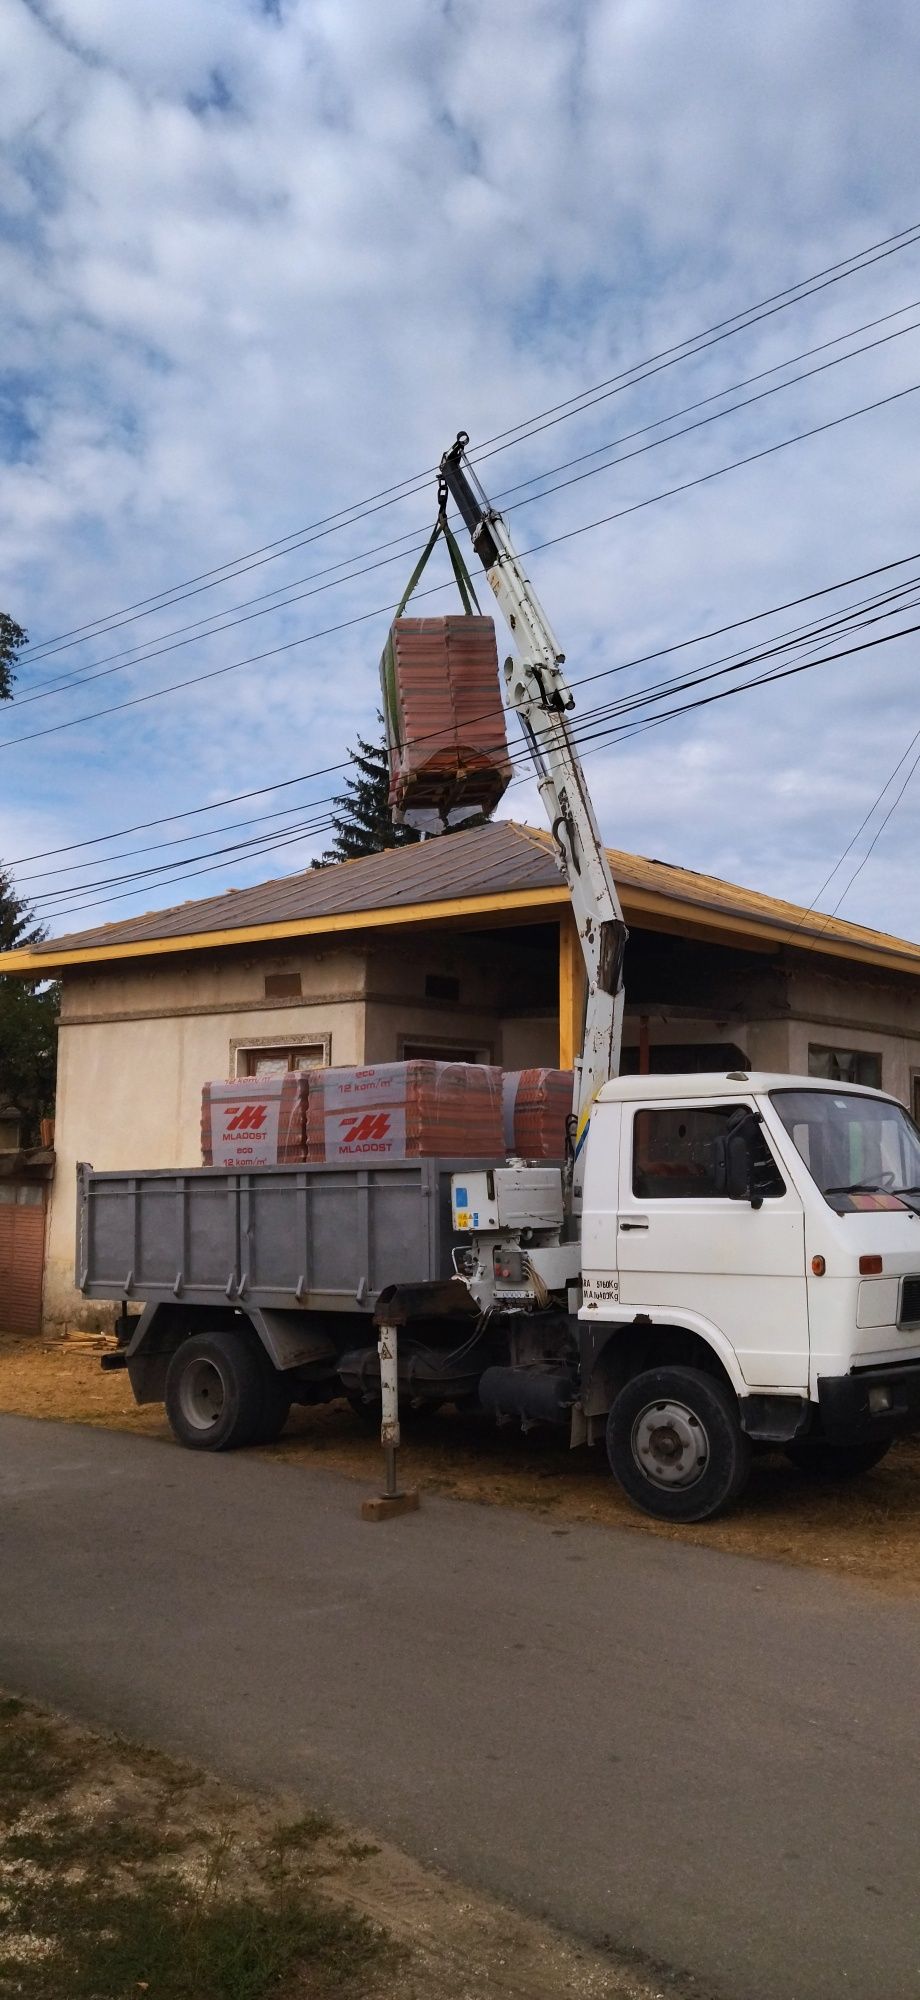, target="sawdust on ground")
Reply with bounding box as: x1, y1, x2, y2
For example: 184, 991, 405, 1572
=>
2, 1332, 919, 1592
